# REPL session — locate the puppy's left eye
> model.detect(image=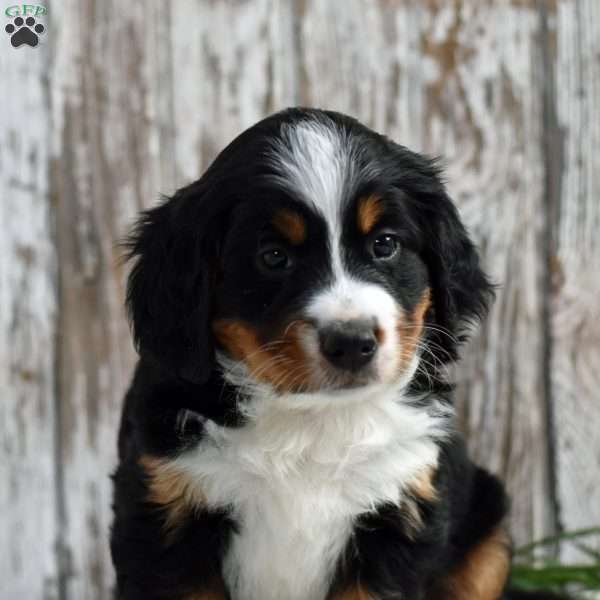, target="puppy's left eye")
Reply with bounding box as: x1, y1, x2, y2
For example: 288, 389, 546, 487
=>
258, 245, 292, 271
371, 234, 399, 259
